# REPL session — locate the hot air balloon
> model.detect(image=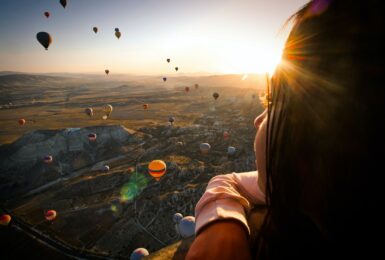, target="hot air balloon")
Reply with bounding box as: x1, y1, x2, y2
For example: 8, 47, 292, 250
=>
102, 115, 108, 120
93, 27, 98, 33
178, 216, 196, 238
43, 155, 53, 164
223, 131, 230, 140
45, 210, 57, 221
148, 160, 166, 181
0, 214, 11, 226
213, 92, 219, 100
175, 67, 178, 72
18, 118, 26, 126
200, 143, 211, 154
88, 133, 97, 141
130, 248, 149, 260
115, 28, 120, 32
227, 146, 236, 156
173, 213, 183, 224
143, 104, 149, 110
185, 87, 190, 93
101, 165, 110, 173
163, 77, 167, 82
44, 12, 50, 18
105, 69, 109, 75
176, 141, 184, 147
103, 104, 113, 116
36, 32, 52, 50
166, 58, 170, 63
127, 167, 134, 173
59, 0, 67, 8
168, 116, 175, 124
115, 31, 121, 39
195, 84, 199, 89
85, 107, 93, 117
